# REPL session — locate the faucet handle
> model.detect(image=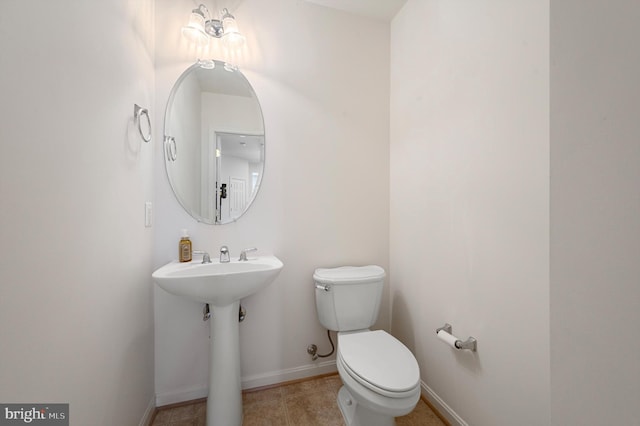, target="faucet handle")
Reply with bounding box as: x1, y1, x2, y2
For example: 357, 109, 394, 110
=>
239, 247, 258, 261
193, 250, 212, 264
220, 246, 230, 263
